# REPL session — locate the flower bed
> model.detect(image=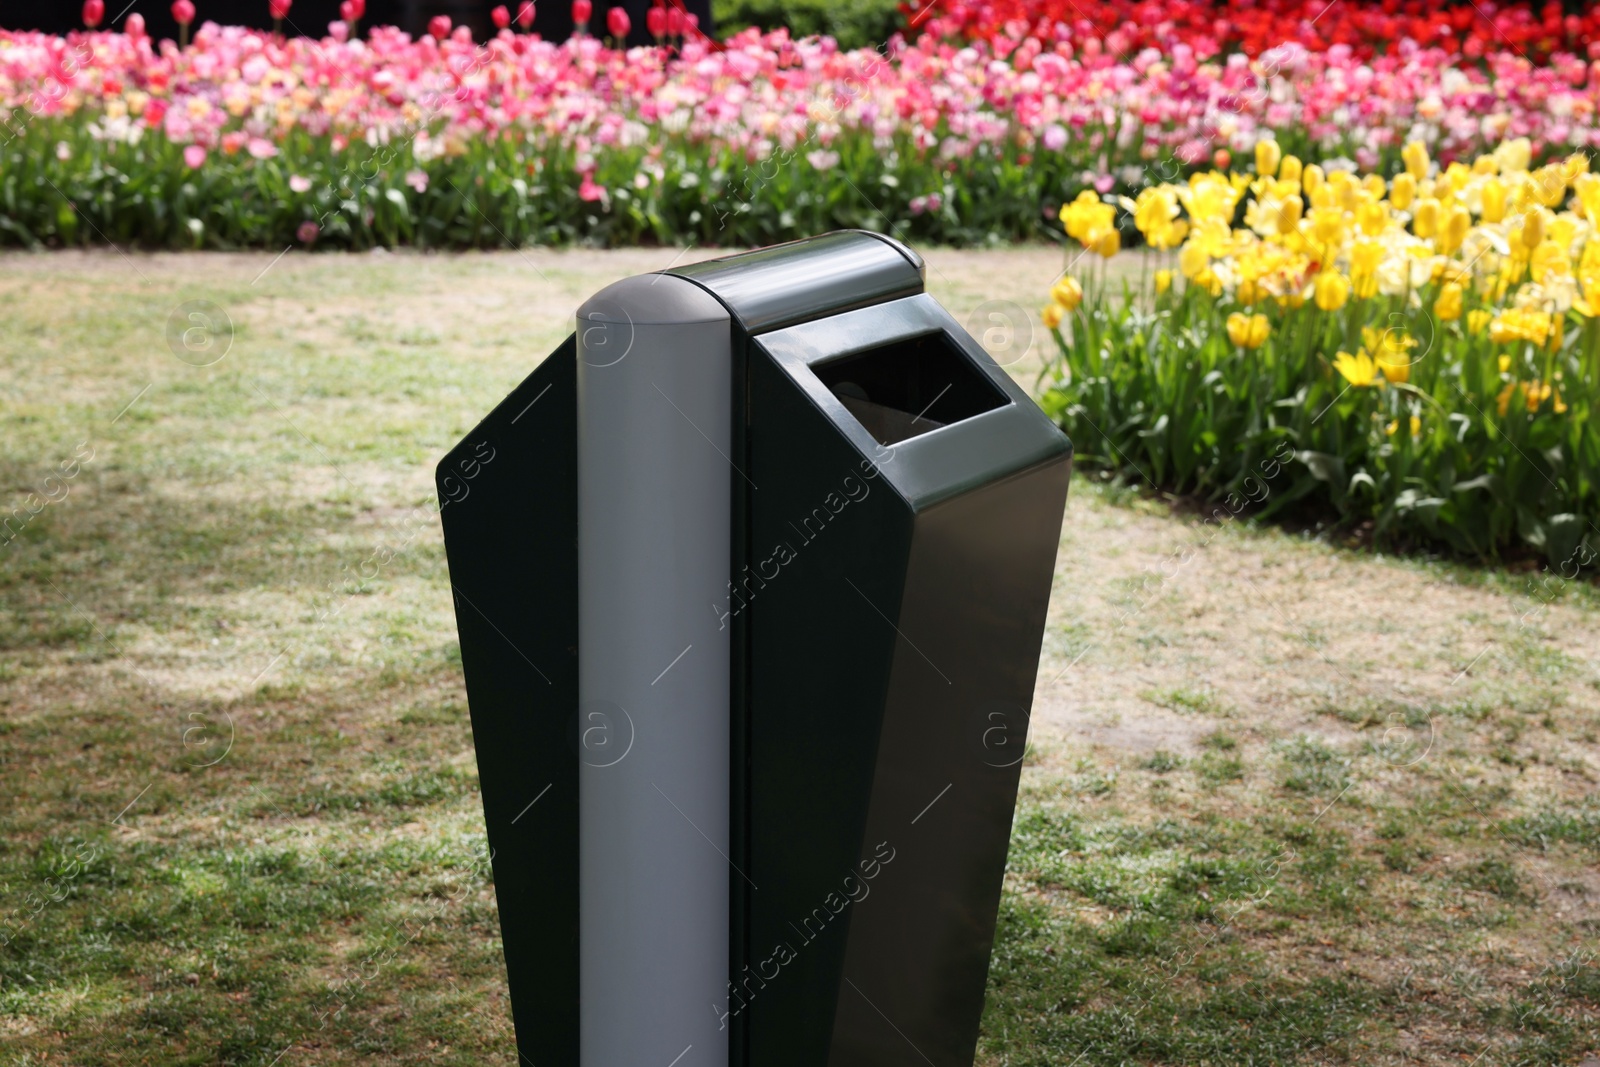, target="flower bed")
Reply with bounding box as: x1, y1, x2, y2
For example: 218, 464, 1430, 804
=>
1038, 140, 1599, 564
3, 19, 1600, 248
911, 0, 1600, 63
